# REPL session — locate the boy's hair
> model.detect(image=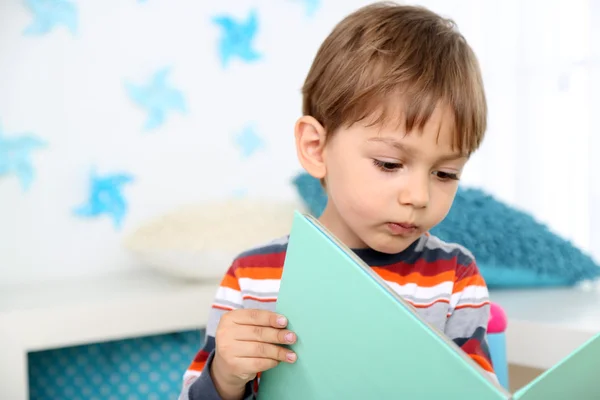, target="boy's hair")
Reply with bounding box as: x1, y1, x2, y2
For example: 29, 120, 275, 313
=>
302, 2, 487, 155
